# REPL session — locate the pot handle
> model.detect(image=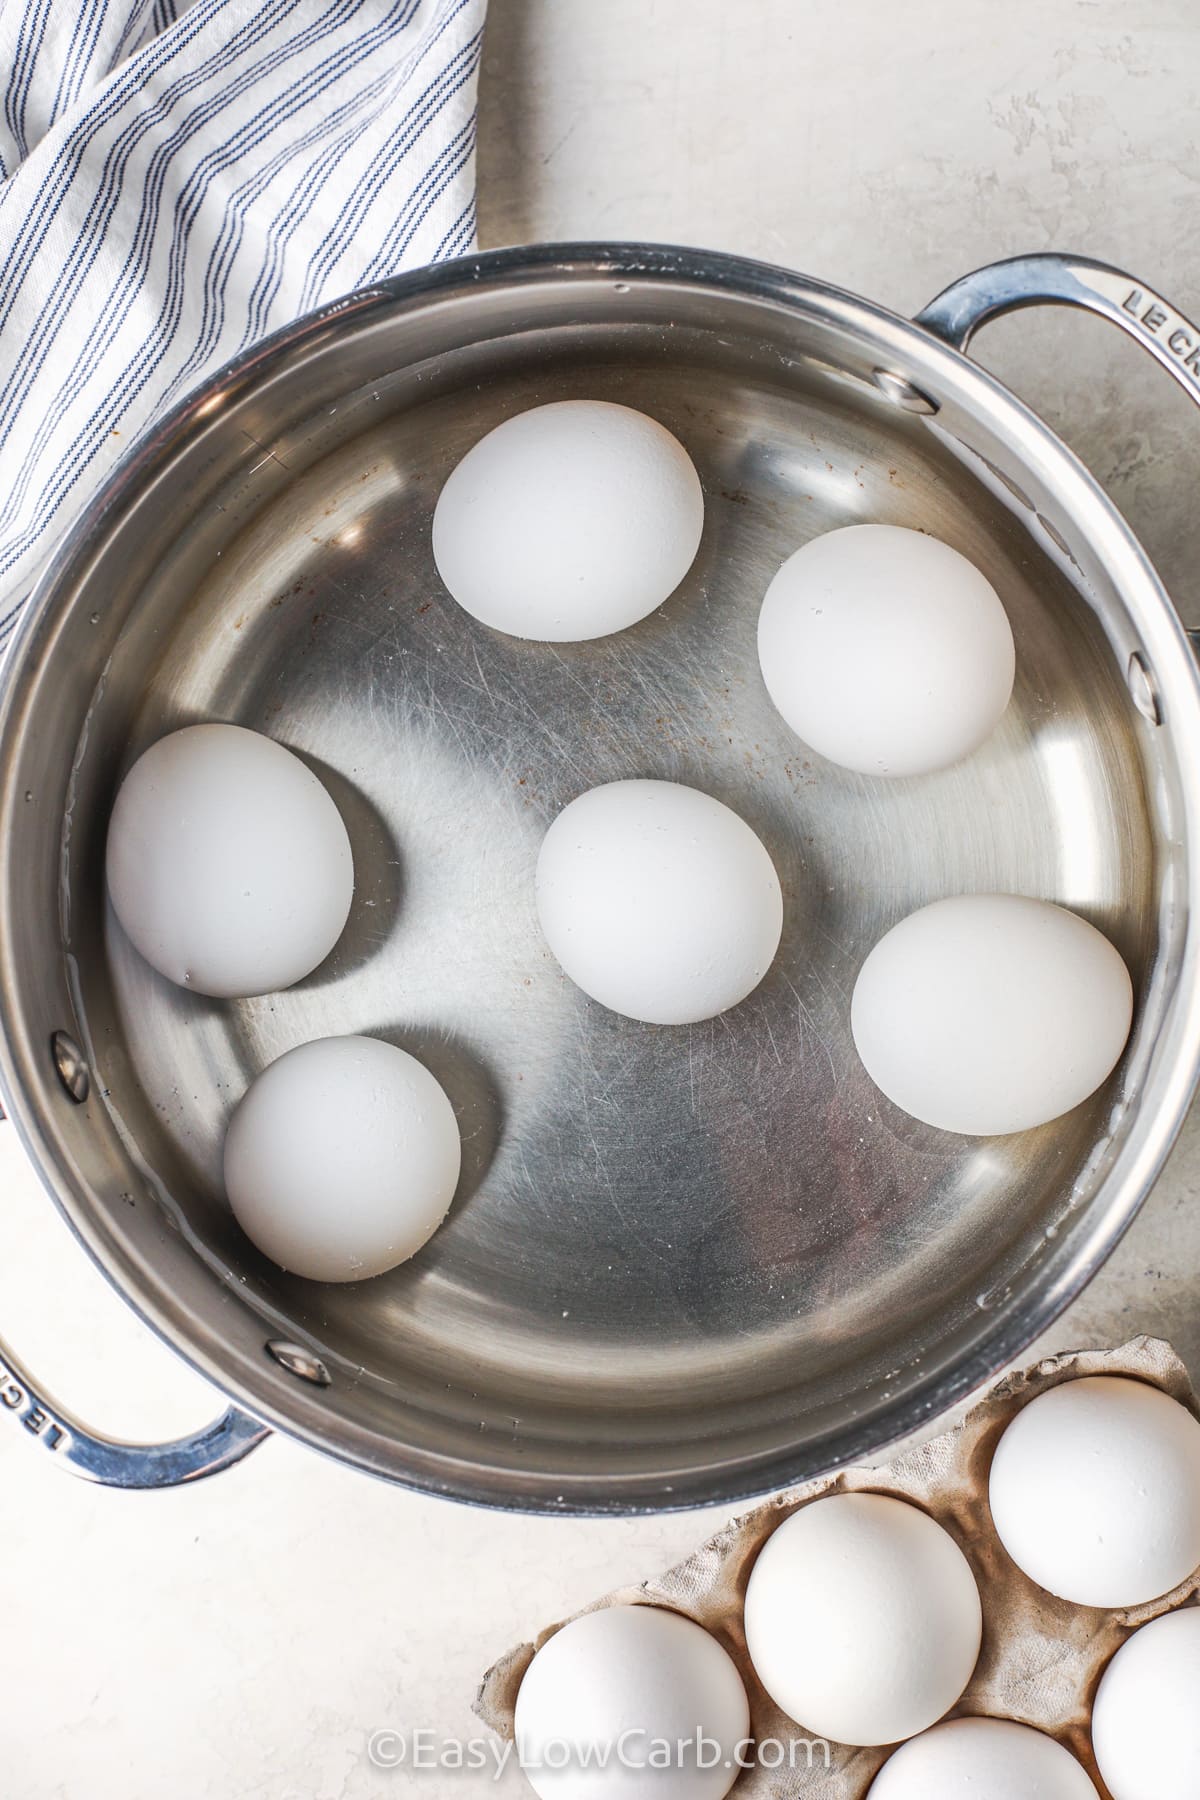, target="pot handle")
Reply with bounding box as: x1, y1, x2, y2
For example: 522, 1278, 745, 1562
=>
916, 252, 1200, 405
0, 1326, 269, 1487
